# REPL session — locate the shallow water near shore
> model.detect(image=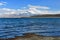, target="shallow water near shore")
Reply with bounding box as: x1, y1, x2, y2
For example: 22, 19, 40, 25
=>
0, 18, 60, 38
